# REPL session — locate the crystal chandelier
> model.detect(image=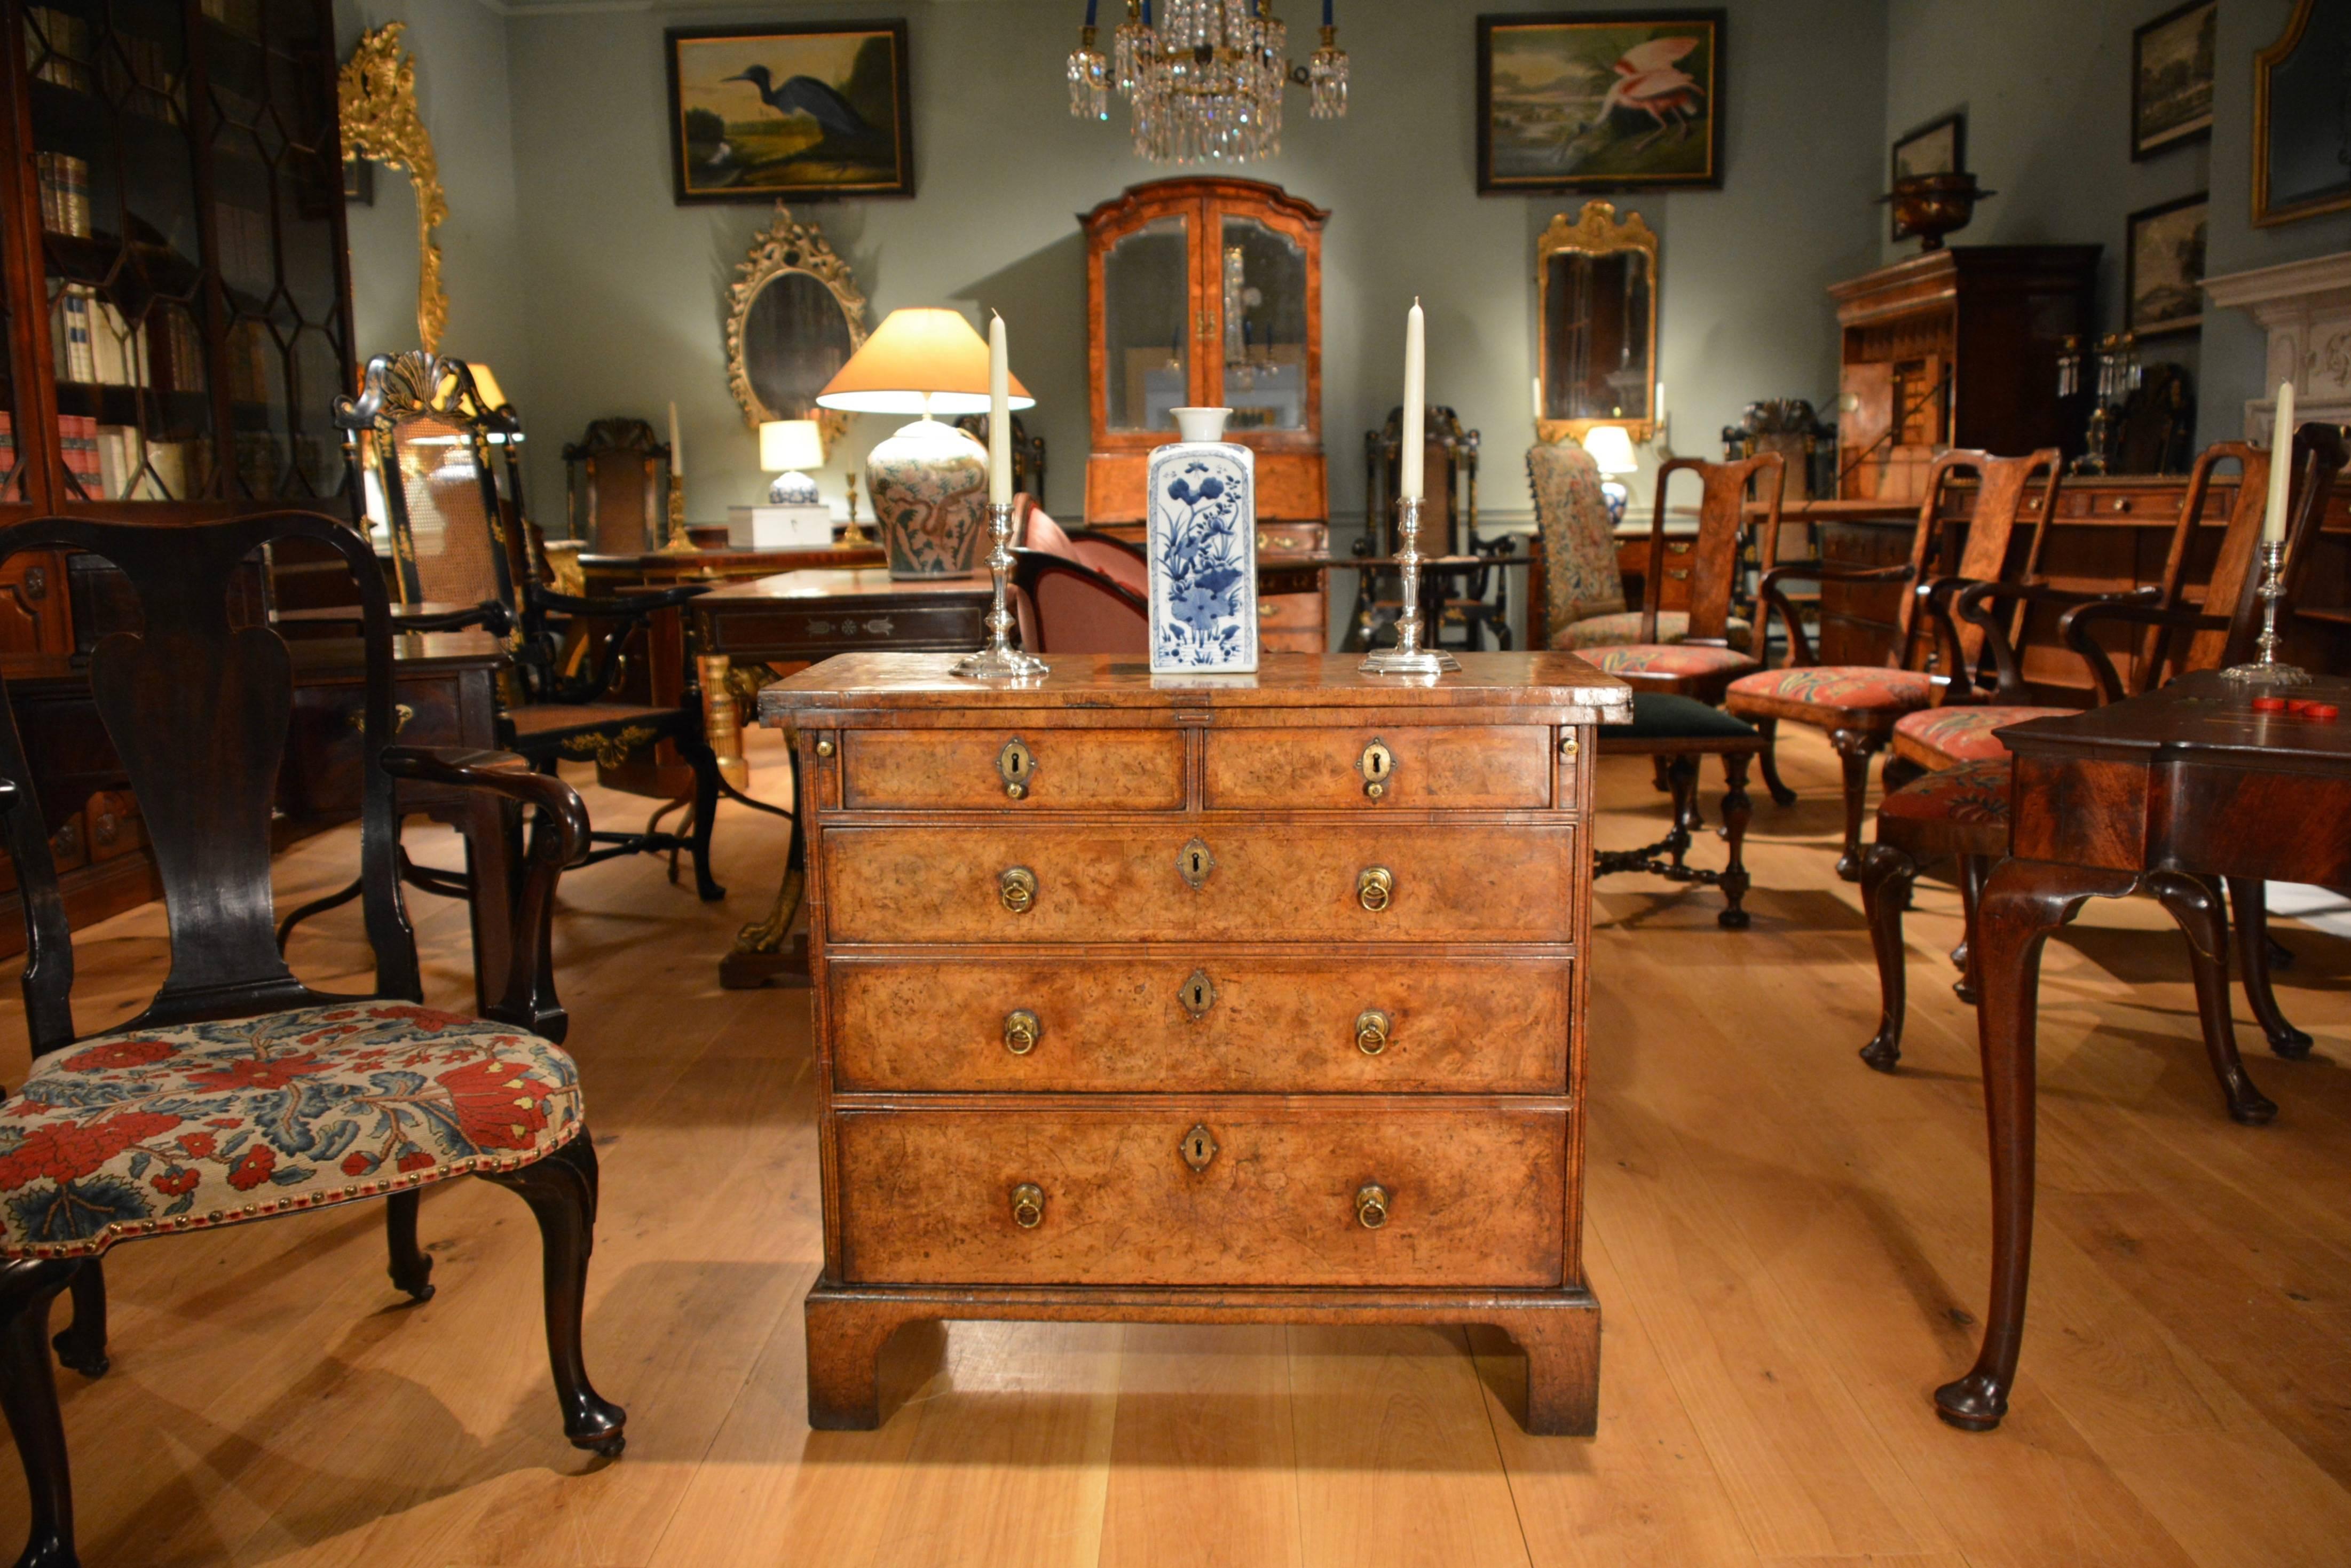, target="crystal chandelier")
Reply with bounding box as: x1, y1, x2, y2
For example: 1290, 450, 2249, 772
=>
1069, 0, 1347, 164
